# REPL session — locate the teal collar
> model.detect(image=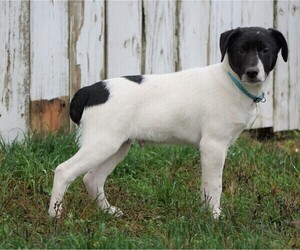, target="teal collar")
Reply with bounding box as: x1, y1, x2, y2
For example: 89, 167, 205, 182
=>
227, 72, 266, 103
